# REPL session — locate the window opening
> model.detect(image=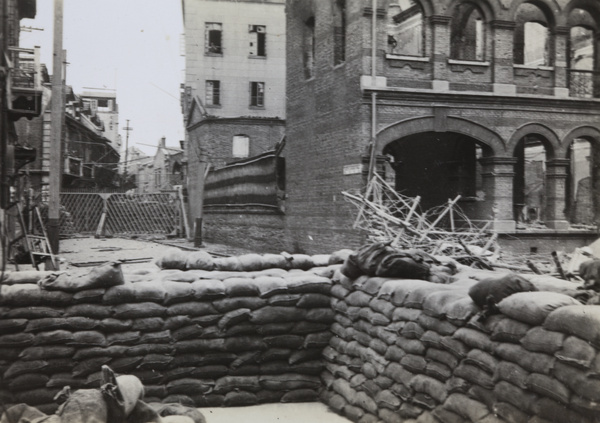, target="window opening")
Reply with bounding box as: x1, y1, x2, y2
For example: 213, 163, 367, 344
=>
450, 3, 485, 61
233, 135, 250, 158
333, 0, 346, 64
205, 23, 223, 54
387, 0, 424, 56
250, 82, 265, 107
205, 80, 221, 106
514, 3, 549, 66
303, 17, 315, 78
568, 138, 593, 224
568, 7, 596, 98
249, 25, 266, 57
